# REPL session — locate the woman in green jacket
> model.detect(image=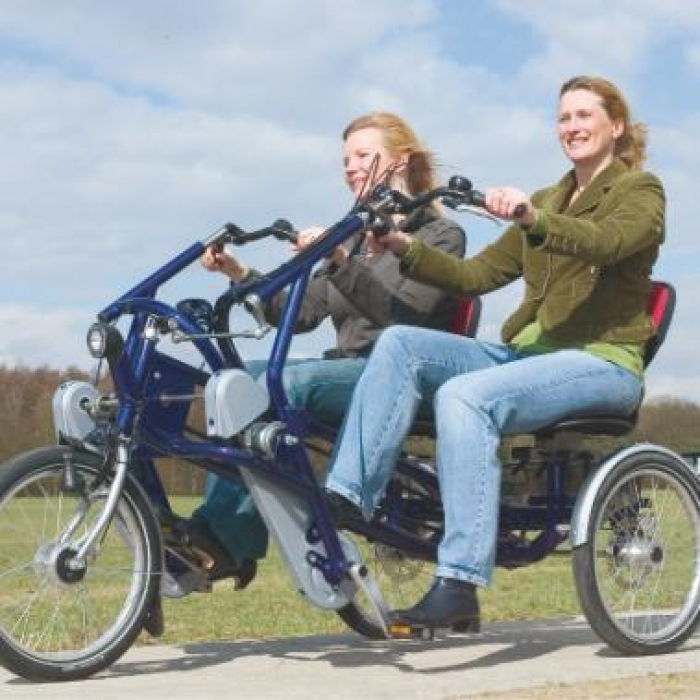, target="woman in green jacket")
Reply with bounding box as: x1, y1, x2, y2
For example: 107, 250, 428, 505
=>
324, 76, 665, 631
